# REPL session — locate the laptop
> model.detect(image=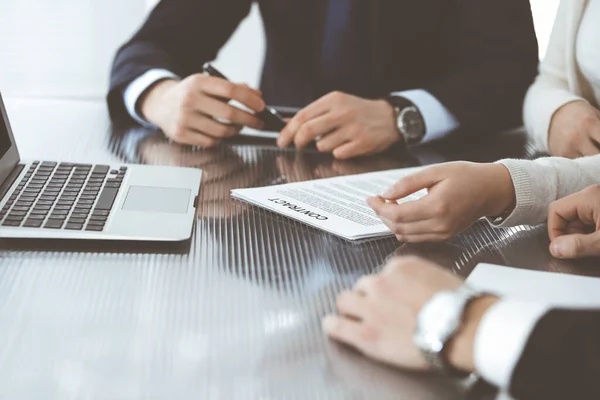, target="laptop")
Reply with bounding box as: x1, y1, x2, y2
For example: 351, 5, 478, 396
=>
0, 93, 201, 242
